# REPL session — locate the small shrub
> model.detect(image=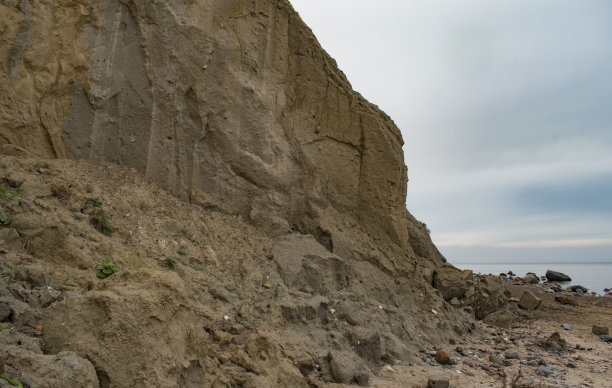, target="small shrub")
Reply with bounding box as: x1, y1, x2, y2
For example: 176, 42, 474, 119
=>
177, 246, 187, 255
86, 198, 103, 207
90, 214, 113, 236
0, 214, 11, 226
225, 285, 236, 292
164, 257, 176, 270
95, 256, 120, 279
0, 184, 21, 204
194, 265, 205, 271
72, 214, 85, 221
